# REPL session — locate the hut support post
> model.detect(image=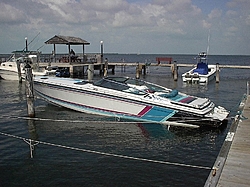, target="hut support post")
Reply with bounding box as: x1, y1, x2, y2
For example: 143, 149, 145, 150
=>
82, 45, 85, 63
68, 45, 71, 64
53, 44, 56, 64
